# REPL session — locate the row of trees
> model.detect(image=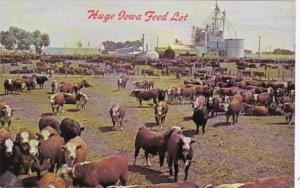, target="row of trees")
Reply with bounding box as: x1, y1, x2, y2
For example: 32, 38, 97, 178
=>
0, 26, 50, 54
102, 40, 142, 51
273, 48, 295, 55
